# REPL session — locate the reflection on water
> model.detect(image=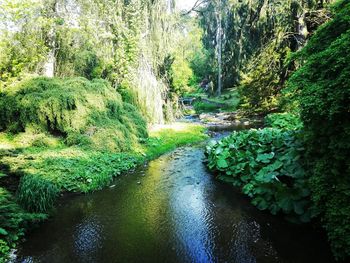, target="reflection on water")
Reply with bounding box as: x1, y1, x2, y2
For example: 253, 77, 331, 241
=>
16, 146, 334, 263
170, 165, 215, 262
74, 216, 103, 262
